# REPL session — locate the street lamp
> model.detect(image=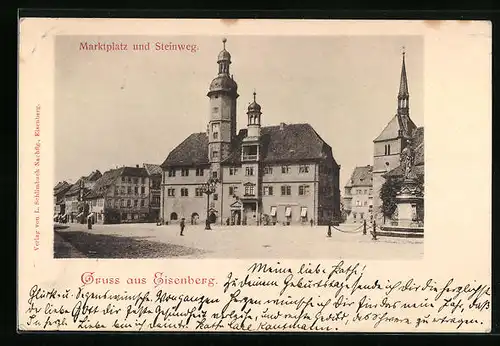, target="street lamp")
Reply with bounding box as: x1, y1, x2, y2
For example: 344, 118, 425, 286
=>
200, 177, 220, 230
